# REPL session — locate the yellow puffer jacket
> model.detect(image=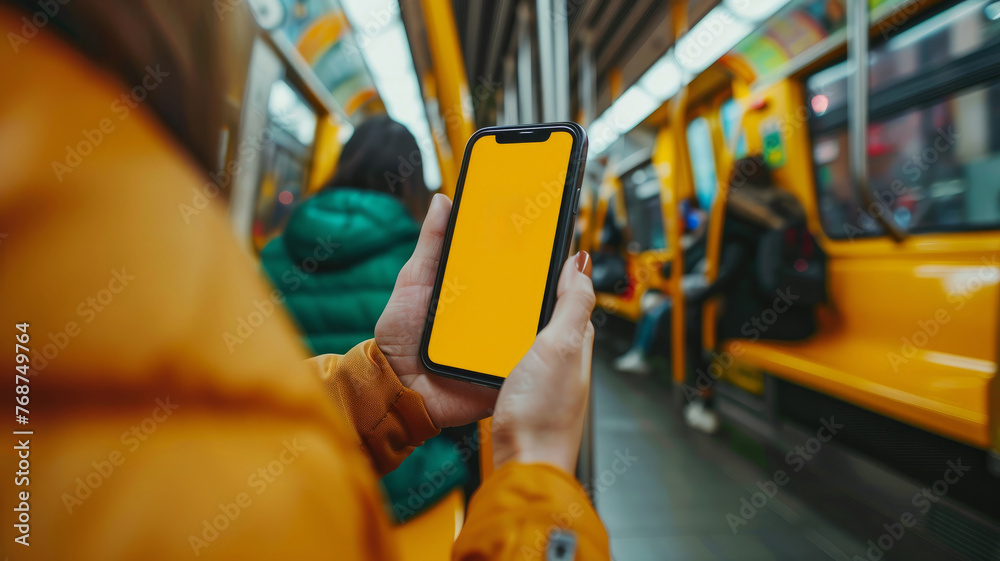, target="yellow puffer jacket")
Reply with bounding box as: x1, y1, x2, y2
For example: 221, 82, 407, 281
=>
0, 7, 608, 560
